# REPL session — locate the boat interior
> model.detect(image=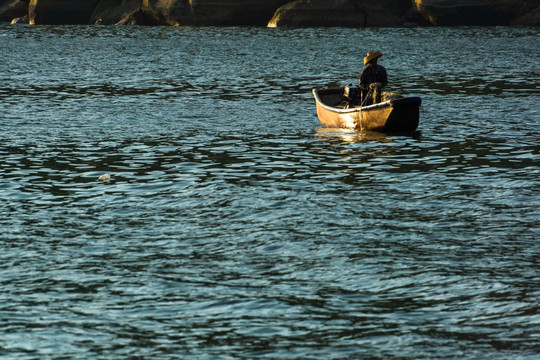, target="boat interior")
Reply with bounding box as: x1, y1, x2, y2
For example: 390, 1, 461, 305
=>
318, 88, 344, 108
317, 87, 402, 109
